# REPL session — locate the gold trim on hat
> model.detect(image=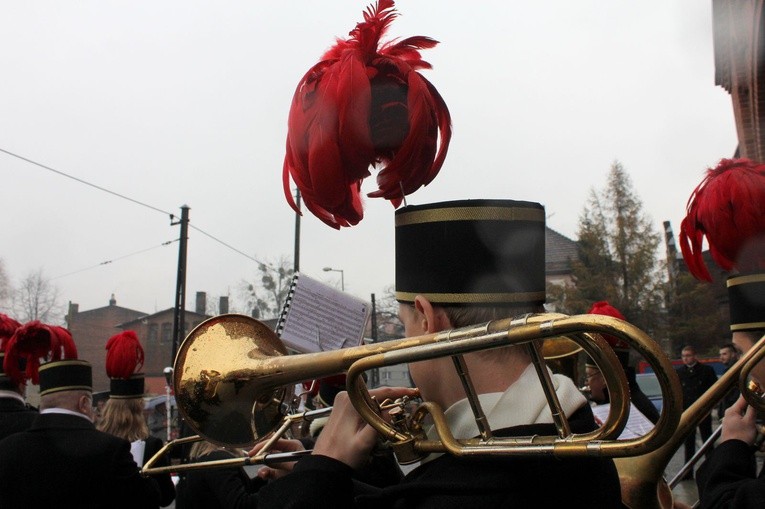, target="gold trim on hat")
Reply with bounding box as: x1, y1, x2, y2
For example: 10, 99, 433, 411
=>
39, 384, 92, 396
395, 290, 546, 304
727, 274, 765, 287
39, 359, 90, 371
396, 206, 545, 227
731, 322, 765, 331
